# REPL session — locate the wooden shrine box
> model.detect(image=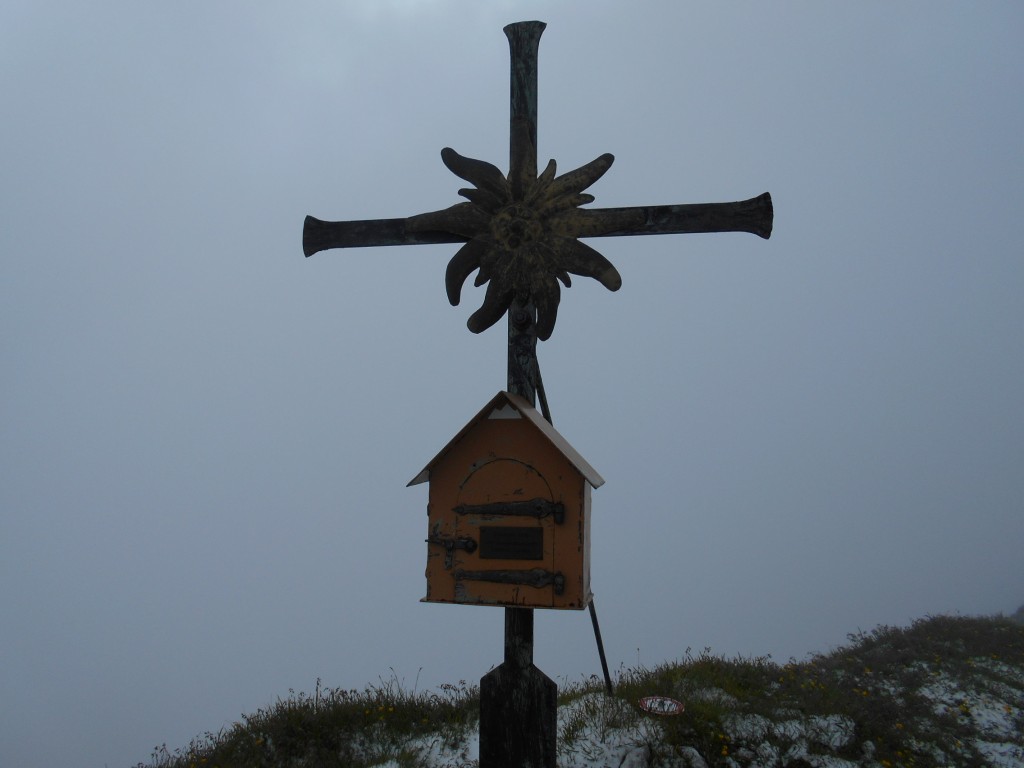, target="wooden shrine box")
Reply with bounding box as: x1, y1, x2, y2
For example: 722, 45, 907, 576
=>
409, 391, 604, 609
